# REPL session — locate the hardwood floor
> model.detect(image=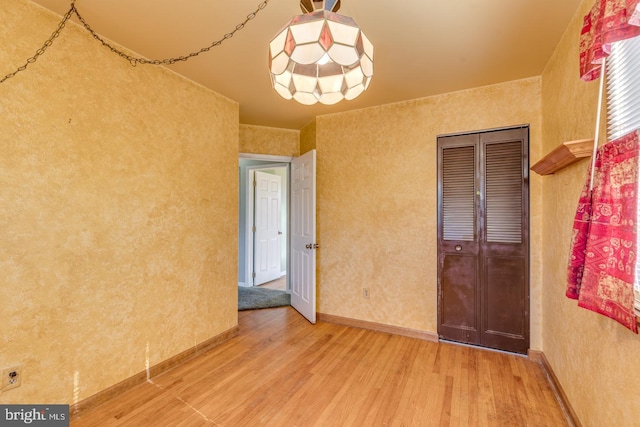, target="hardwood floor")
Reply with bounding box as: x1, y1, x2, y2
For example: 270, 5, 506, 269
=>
71, 307, 569, 426
258, 275, 287, 291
